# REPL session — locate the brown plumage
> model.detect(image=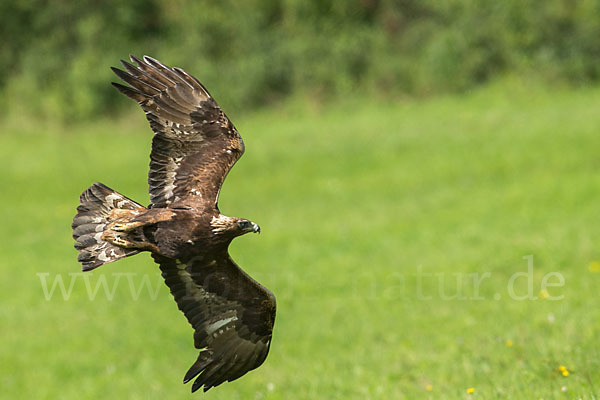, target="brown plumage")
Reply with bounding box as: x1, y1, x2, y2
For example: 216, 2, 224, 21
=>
71, 55, 275, 393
